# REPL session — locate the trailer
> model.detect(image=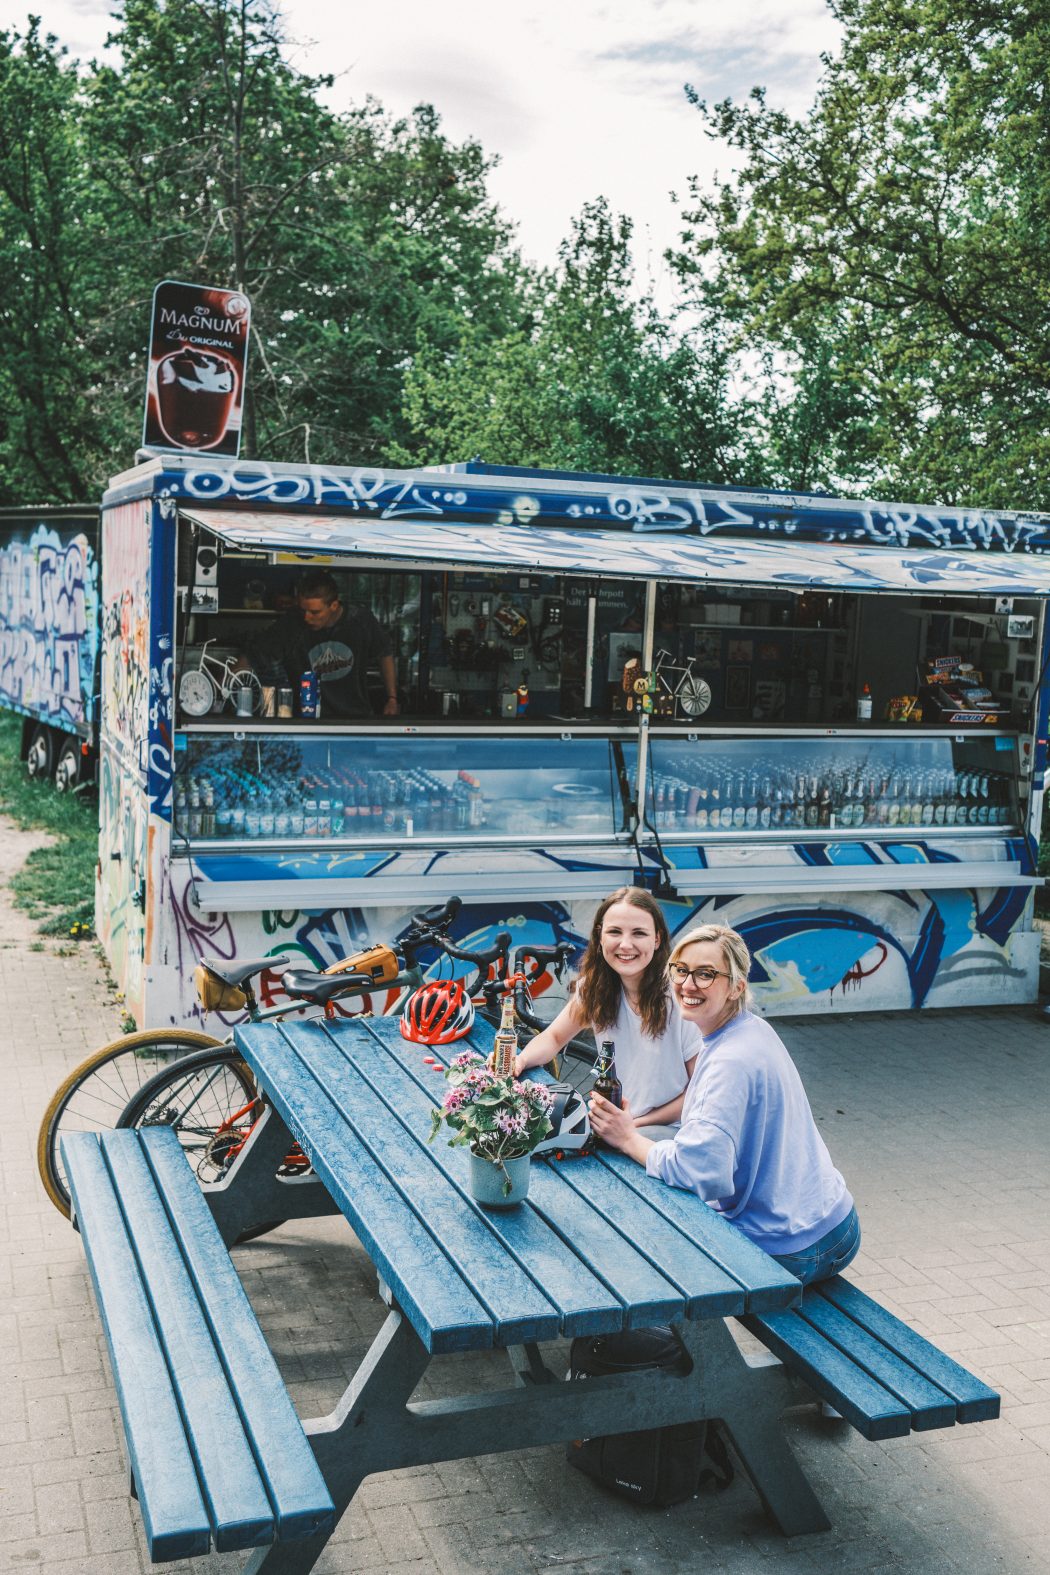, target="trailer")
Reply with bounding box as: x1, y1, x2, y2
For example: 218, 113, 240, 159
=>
0, 506, 101, 789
